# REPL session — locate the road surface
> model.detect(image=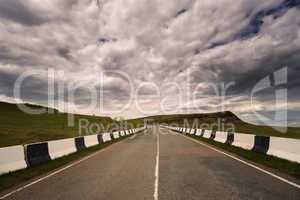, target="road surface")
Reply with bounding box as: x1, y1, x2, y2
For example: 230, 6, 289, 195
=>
2, 126, 300, 199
